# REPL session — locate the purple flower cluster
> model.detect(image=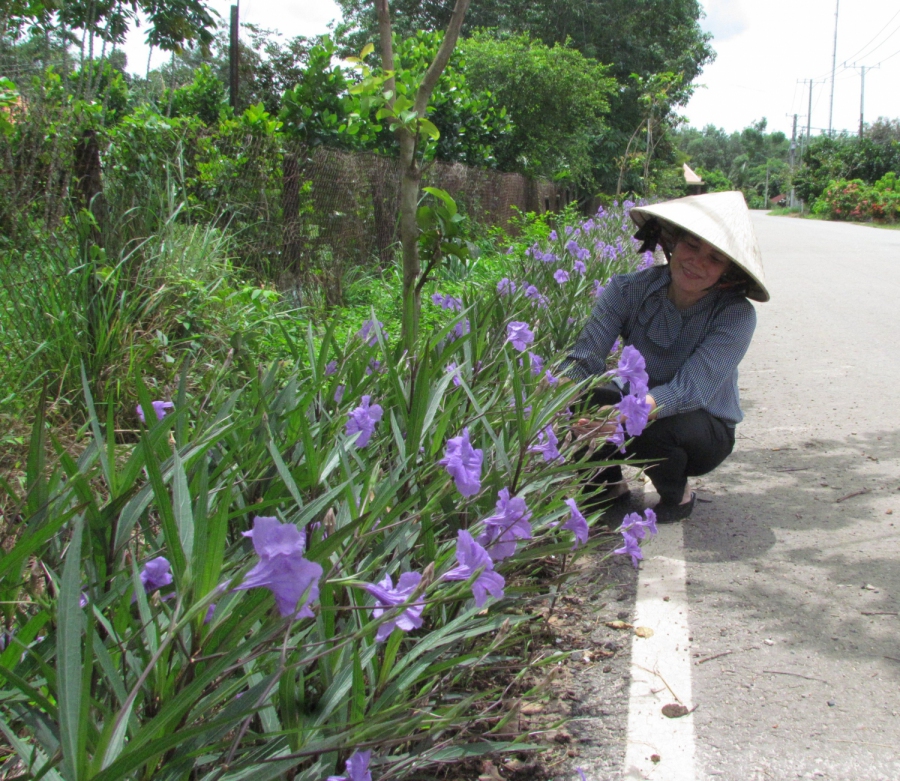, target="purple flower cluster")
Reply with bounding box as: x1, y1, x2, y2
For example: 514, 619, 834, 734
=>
607, 345, 652, 449
613, 509, 658, 567
365, 572, 425, 642
497, 277, 516, 296
345, 395, 383, 448
356, 319, 385, 346
234, 516, 323, 619
443, 530, 505, 605
439, 427, 483, 497
529, 425, 563, 463
553, 269, 570, 284
506, 321, 535, 352
477, 488, 533, 561
136, 401, 174, 424
432, 292, 463, 311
